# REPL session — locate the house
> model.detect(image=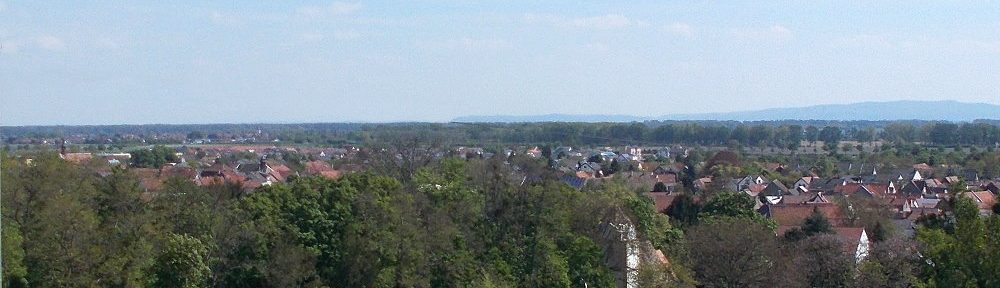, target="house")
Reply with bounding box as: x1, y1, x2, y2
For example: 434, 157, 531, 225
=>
983, 182, 1000, 195
651, 164, 681, 176
779, 193, 830, 205
794, 176, 820, 190
561, 175, 588, 190
759, 180, 794, 204
624, 146, 643, 161
302, 160, 343, 180
833, 227, 871, 263
694, 177, 713, 191
731, 175, 768, 192
646, 192, 678, 213
832, 182, 895, 198
655, 173, 677, 185
526, 147, 542, 158
963, 191, 996, 216
578, 162, 603, 176
761, 203, 845, 227
899, 179, 949, 198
